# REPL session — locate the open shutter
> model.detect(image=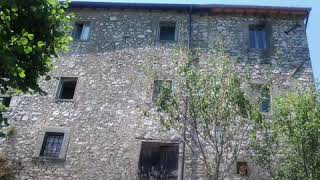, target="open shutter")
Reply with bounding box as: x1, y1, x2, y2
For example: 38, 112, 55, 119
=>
265, 22, 274, 56
74, 24, 83, 40
160, 146, 179, 178
80, 24, 90, 40
242, 23, 250, 54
